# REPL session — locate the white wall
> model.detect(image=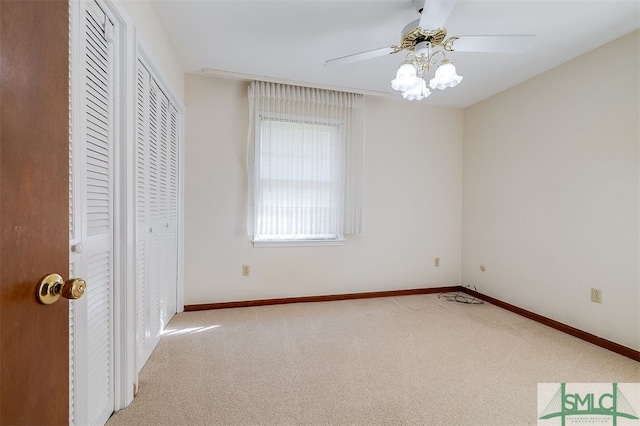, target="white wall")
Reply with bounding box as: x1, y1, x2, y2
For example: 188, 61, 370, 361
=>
184, 74, 463, 304
119, 0, 184, 102
462, 31, 639, 350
